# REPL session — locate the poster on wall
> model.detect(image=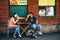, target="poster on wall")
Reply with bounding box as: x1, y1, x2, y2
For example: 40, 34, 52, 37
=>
38, 0, 55, 16
10, 0, 27, 5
